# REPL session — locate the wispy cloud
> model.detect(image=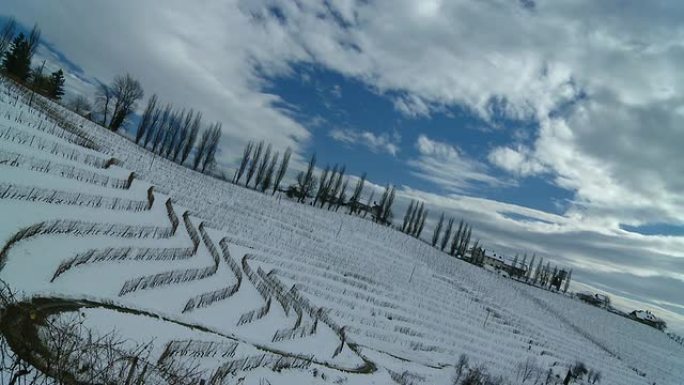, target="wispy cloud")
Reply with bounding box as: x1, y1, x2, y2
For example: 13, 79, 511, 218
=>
329, 128, 400, 156
408, 135, 506, 192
